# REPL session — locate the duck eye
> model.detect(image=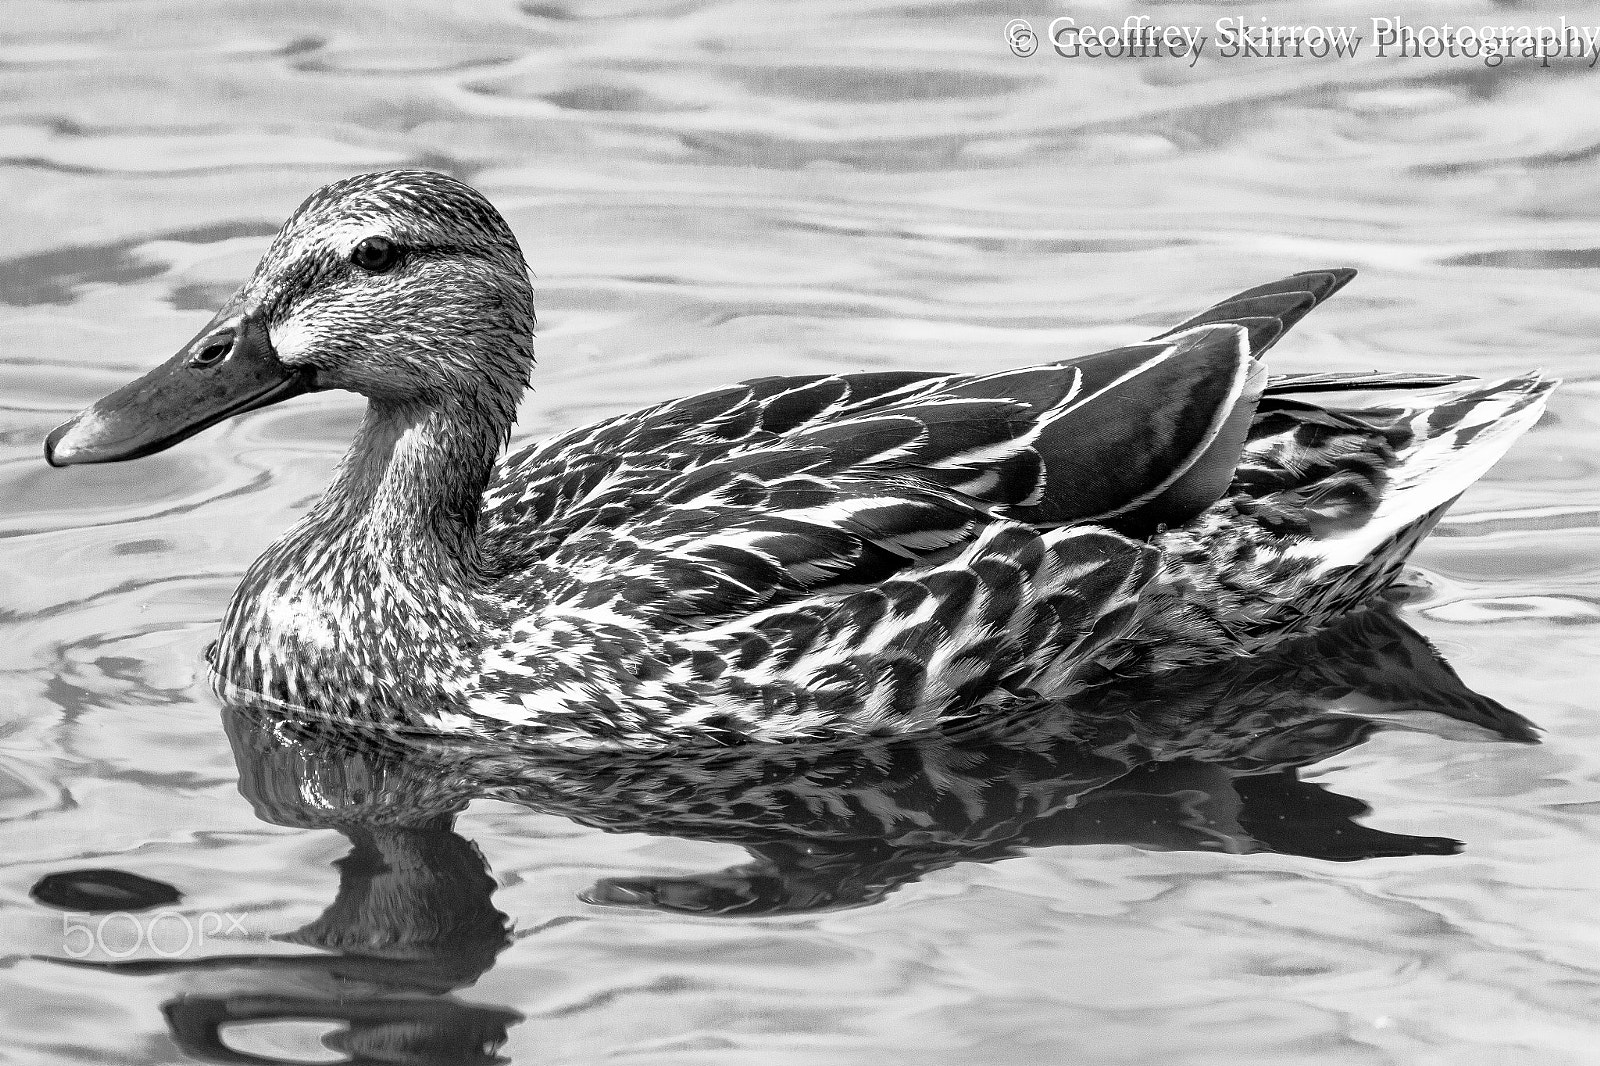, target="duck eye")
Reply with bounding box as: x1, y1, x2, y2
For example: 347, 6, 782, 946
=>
350, 235, 402, 273
190, 333, 232, 368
